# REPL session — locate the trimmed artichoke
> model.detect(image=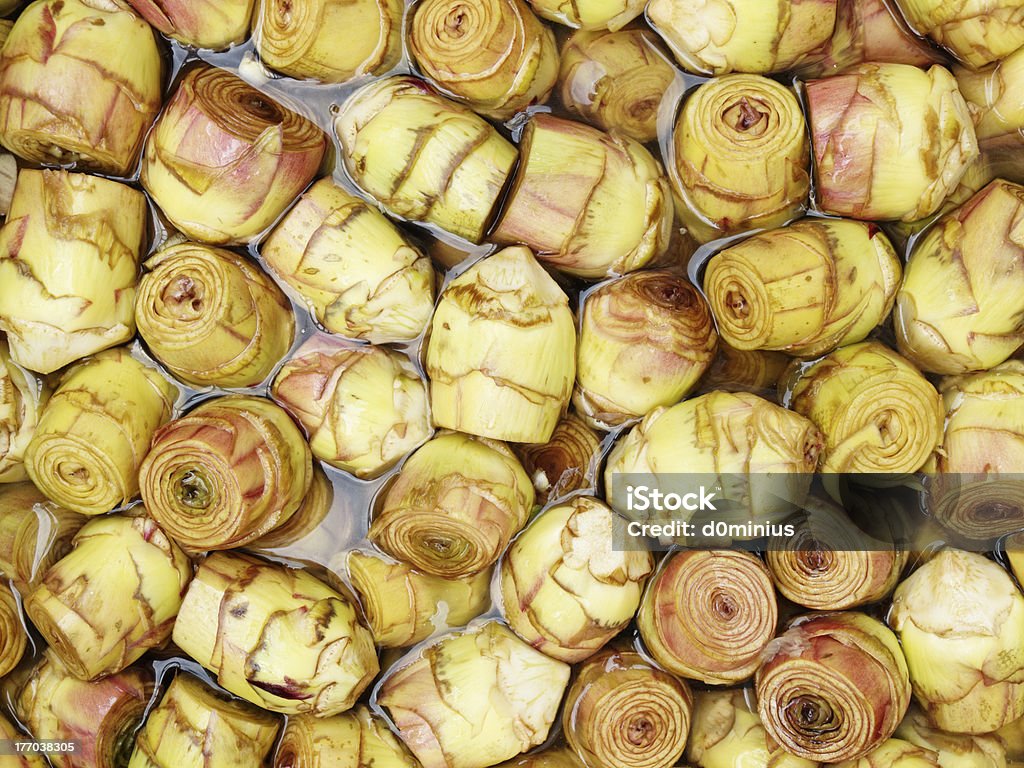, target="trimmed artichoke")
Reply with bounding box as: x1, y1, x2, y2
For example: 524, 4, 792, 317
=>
899, 706, 1008, 767
499, 495, 653, 662
247, 462, 333, 554
605, 391, 823, 521
559, 27, 676, 144
637, 549, 778, 685
335, 76, 517, 243
785, 342, 944, 475
687, 690, 818, 768
346, 549, 492, 648
494, 748, 585, 768
378, 621, 570, 768
0, 483, 83, 590
142, 65, 326, 245
889, 548, 1024, 734
0, 336, 48, 482
24, 347, 177, 517
891, 0, 1024, 68
698, 345, 790, 397
426, 246, 576, 443
574, 271, 717, 428
260, 177, 435, 344
369, 432, 533, 577
796, 0, 946, 78
526, 0, 643, 30
513, 413, 602, 506
125, 0, 255, 49
23, 514, 191, 681
0, 0, 162, 176
757, 612, 911, 762
275, 706, 420, 768
0, 579, 25, 678
926, 362, 1024, 541
493, 113, 673, 278
766, 498, 906, 610
894, 179, 1024, 374
173, 551, 379, 717
136, 243, 295, 388
647, 0, 837, 74
129, 672, 280, 768
139, 395, 312, 551
833, 740, 940, 768
671, 75, 809, 243
0, 170, 147, 374
254, 0, 403, 83
563, 648, 693, 768
12, 651, 153, 768
409, 0, 558, 120
704, 219, 901, 356
0, 711, 46, 768
956, 48, 1024, 149
271, 334, 431, 479
806, 63, 979, 222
